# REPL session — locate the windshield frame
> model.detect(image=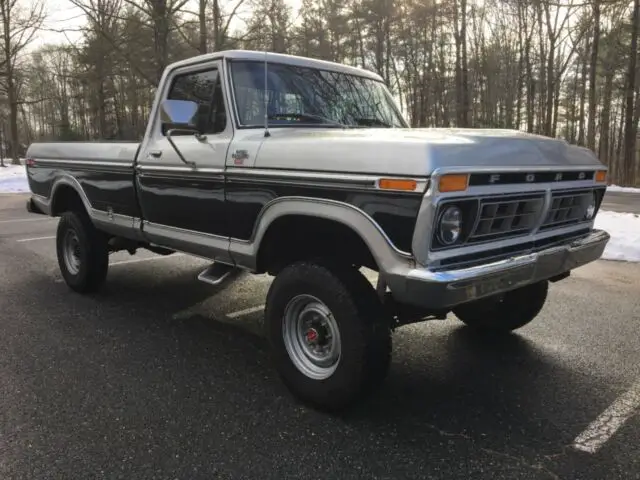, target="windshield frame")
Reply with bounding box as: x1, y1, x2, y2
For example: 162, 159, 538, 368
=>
225, 58, 409, 130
